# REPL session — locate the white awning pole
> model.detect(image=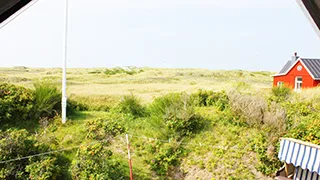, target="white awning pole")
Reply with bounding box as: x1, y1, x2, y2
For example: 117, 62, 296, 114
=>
62, 0, 69, 124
